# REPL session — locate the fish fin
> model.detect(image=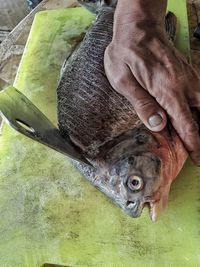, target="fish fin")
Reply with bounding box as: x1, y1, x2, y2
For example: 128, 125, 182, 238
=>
150, 183, 171, 221
77, 0, 117, 14
59, 43, 81, 80
165, 11, 177, 43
